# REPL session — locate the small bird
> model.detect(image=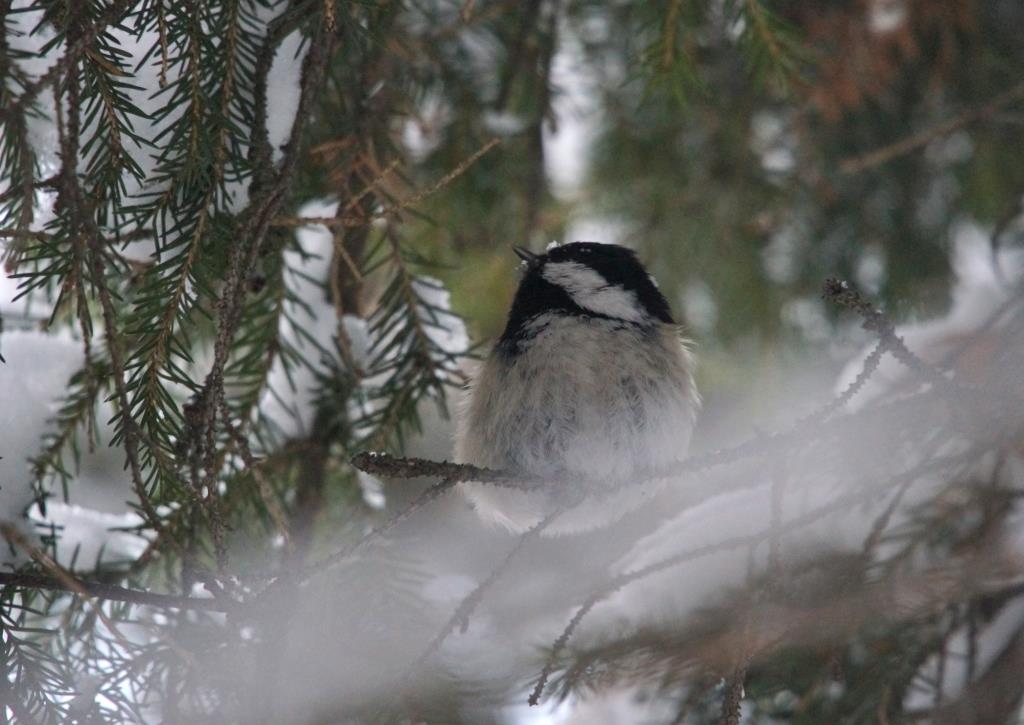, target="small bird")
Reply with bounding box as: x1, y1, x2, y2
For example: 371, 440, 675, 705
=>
455, 242, 699, 533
